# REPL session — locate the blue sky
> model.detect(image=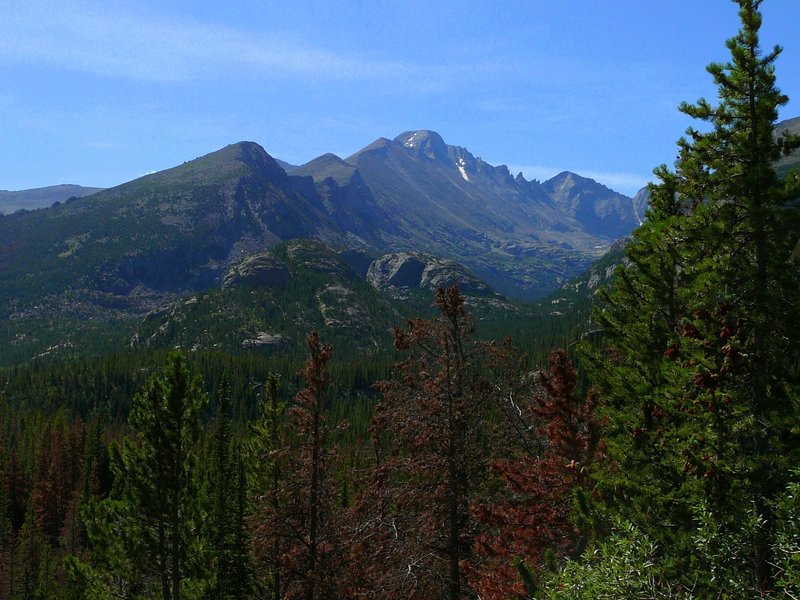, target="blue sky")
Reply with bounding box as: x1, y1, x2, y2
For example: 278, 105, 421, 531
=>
1, 0, 798, 196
